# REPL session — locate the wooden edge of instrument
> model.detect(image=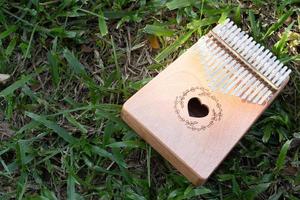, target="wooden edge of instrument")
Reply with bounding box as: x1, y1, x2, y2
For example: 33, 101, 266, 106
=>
121, 105, 207, 185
